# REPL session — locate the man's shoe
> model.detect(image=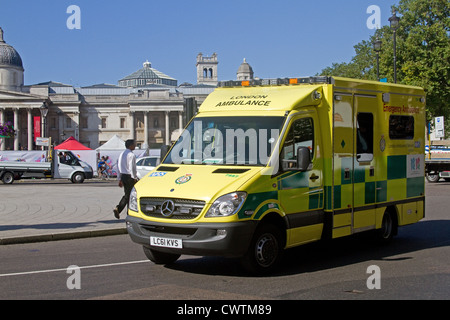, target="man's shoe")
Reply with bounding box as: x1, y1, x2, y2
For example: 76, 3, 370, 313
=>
113, 207, 120, 219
